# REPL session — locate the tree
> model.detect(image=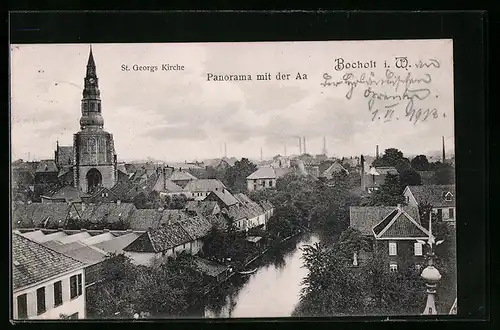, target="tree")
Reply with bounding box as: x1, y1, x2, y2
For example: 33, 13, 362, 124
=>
411, 155, 431, 171
399, 169, 422, 187
223, 158, 257, 193
433, 164, 455, 185
336, 228, 371, 262
372, 148, 404, 167
366, 174, 405, 206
